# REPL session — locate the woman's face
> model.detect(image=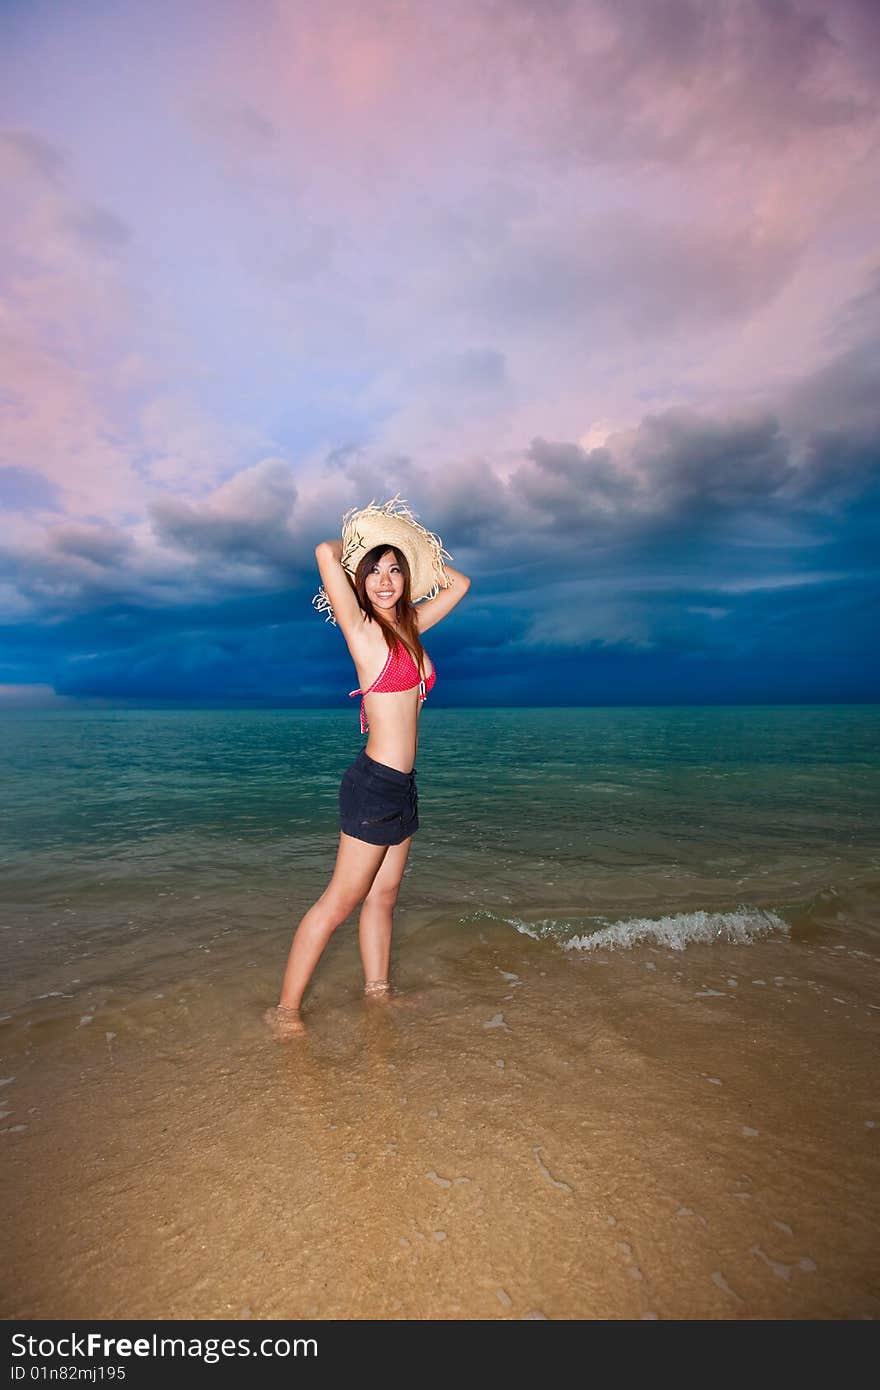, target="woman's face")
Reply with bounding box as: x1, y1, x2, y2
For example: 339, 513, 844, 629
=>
365, 549, 405, 615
